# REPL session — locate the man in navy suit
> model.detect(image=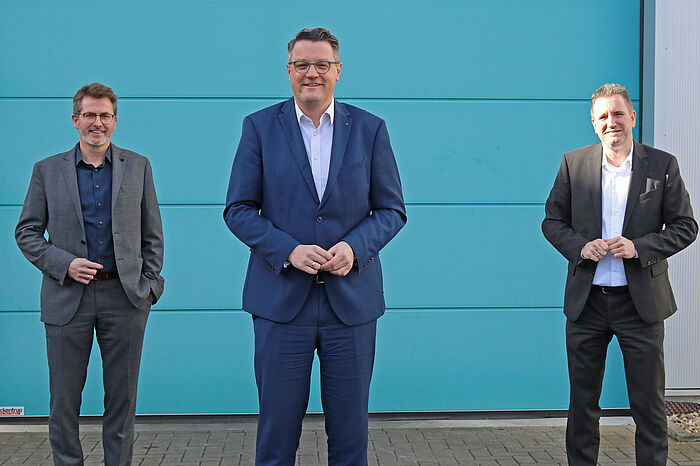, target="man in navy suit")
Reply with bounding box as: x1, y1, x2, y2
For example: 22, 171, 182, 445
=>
224, 28, 406, 465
